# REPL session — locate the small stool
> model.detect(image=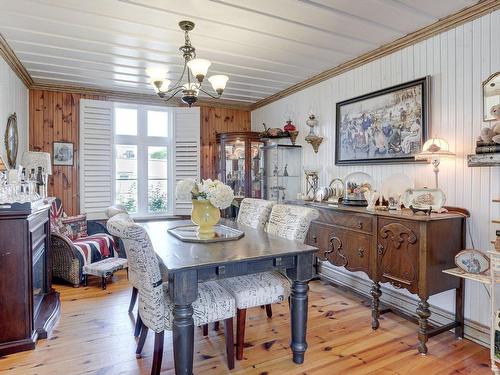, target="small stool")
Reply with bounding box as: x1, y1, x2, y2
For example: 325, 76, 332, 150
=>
82, 258, 128, 290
